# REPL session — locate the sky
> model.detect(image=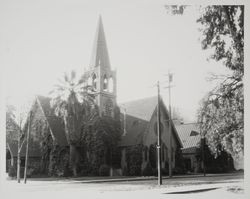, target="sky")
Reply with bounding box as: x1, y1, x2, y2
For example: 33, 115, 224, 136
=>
0, 0, 233, 122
